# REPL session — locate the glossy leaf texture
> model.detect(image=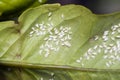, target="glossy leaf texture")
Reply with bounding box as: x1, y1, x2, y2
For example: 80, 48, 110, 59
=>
0, 0, 47, 15
0, 4, 120, 80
